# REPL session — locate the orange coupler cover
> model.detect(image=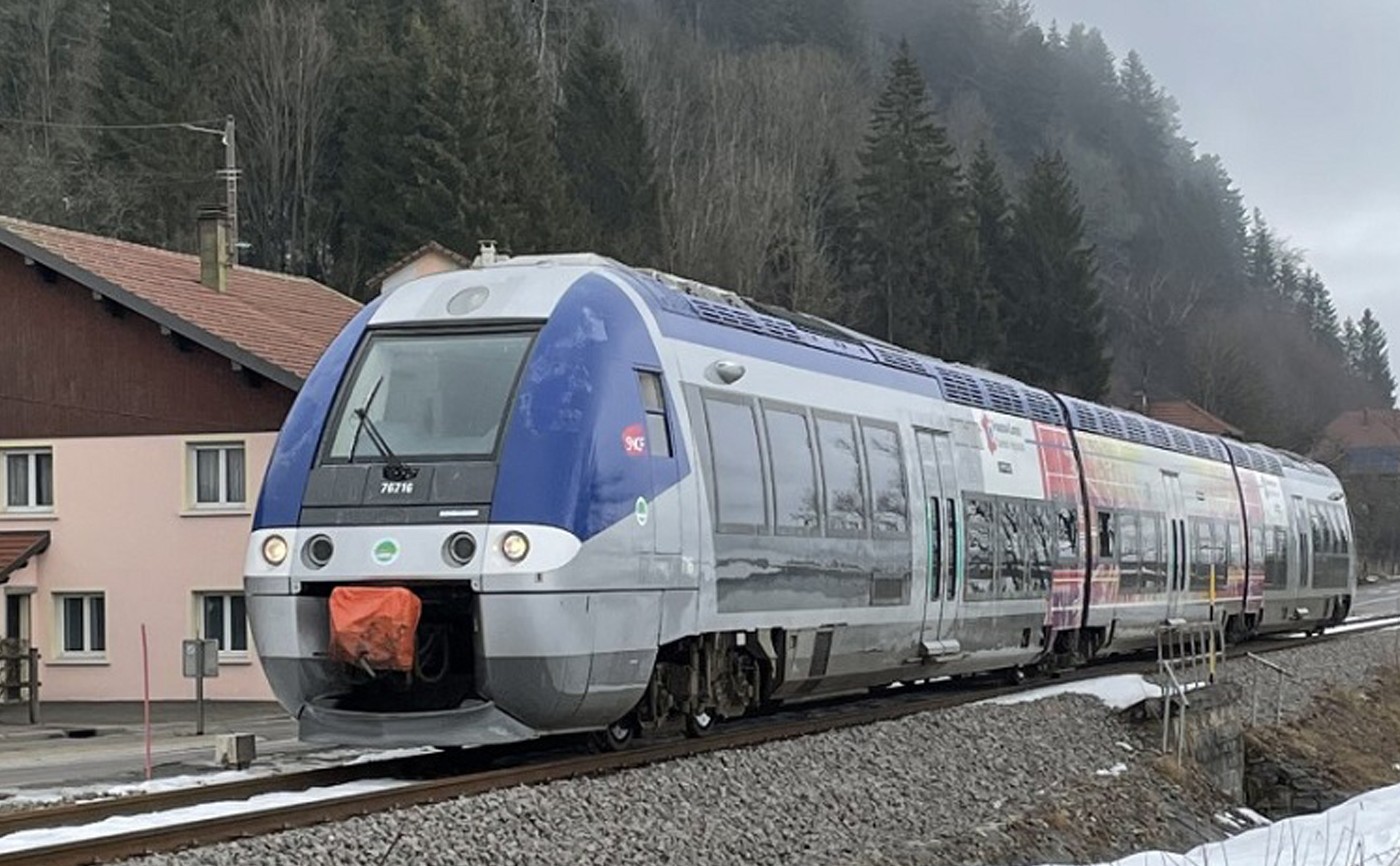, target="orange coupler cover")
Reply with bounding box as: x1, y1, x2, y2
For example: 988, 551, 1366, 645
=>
328, 586, 422, 672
